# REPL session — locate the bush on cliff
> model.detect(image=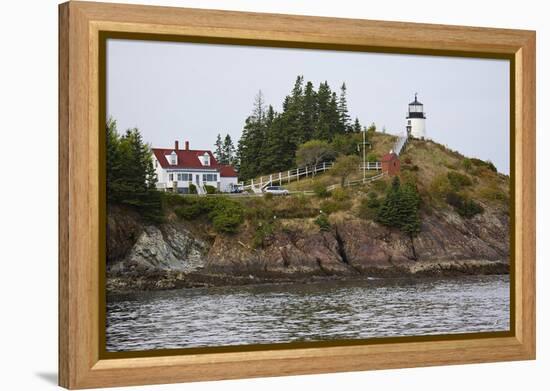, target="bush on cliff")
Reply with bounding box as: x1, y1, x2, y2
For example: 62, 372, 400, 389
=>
314, 213, 331, 231
446, 192, 484, 218
447, 171, 472, 191
313, 182, 330, 198
376, 177, 421, 238
174, 197, 244, 233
